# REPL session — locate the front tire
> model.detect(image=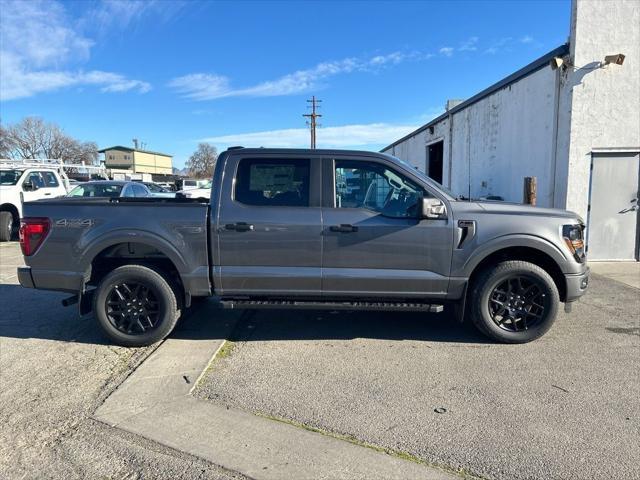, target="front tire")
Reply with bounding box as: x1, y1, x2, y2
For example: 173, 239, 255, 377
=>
92, 265, 180, 347
469, 260, 559, 343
